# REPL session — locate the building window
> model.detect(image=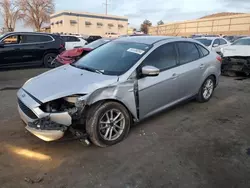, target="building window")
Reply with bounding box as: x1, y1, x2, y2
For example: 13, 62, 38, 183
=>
108, 23, 114, 28
118, 24, 124, 28
70, 20, 77, 25
59, 20, 63, 24
85, 21, 92, 27
97, 22, 103, 27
